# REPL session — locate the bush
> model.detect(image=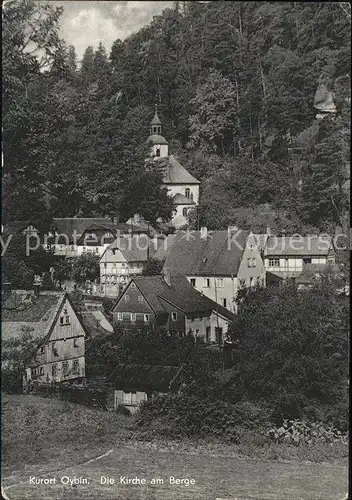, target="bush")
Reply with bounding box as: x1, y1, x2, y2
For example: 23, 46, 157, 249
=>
136, 394, 272, 442
266, 419, 349, 446
1, 370, 23, 393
